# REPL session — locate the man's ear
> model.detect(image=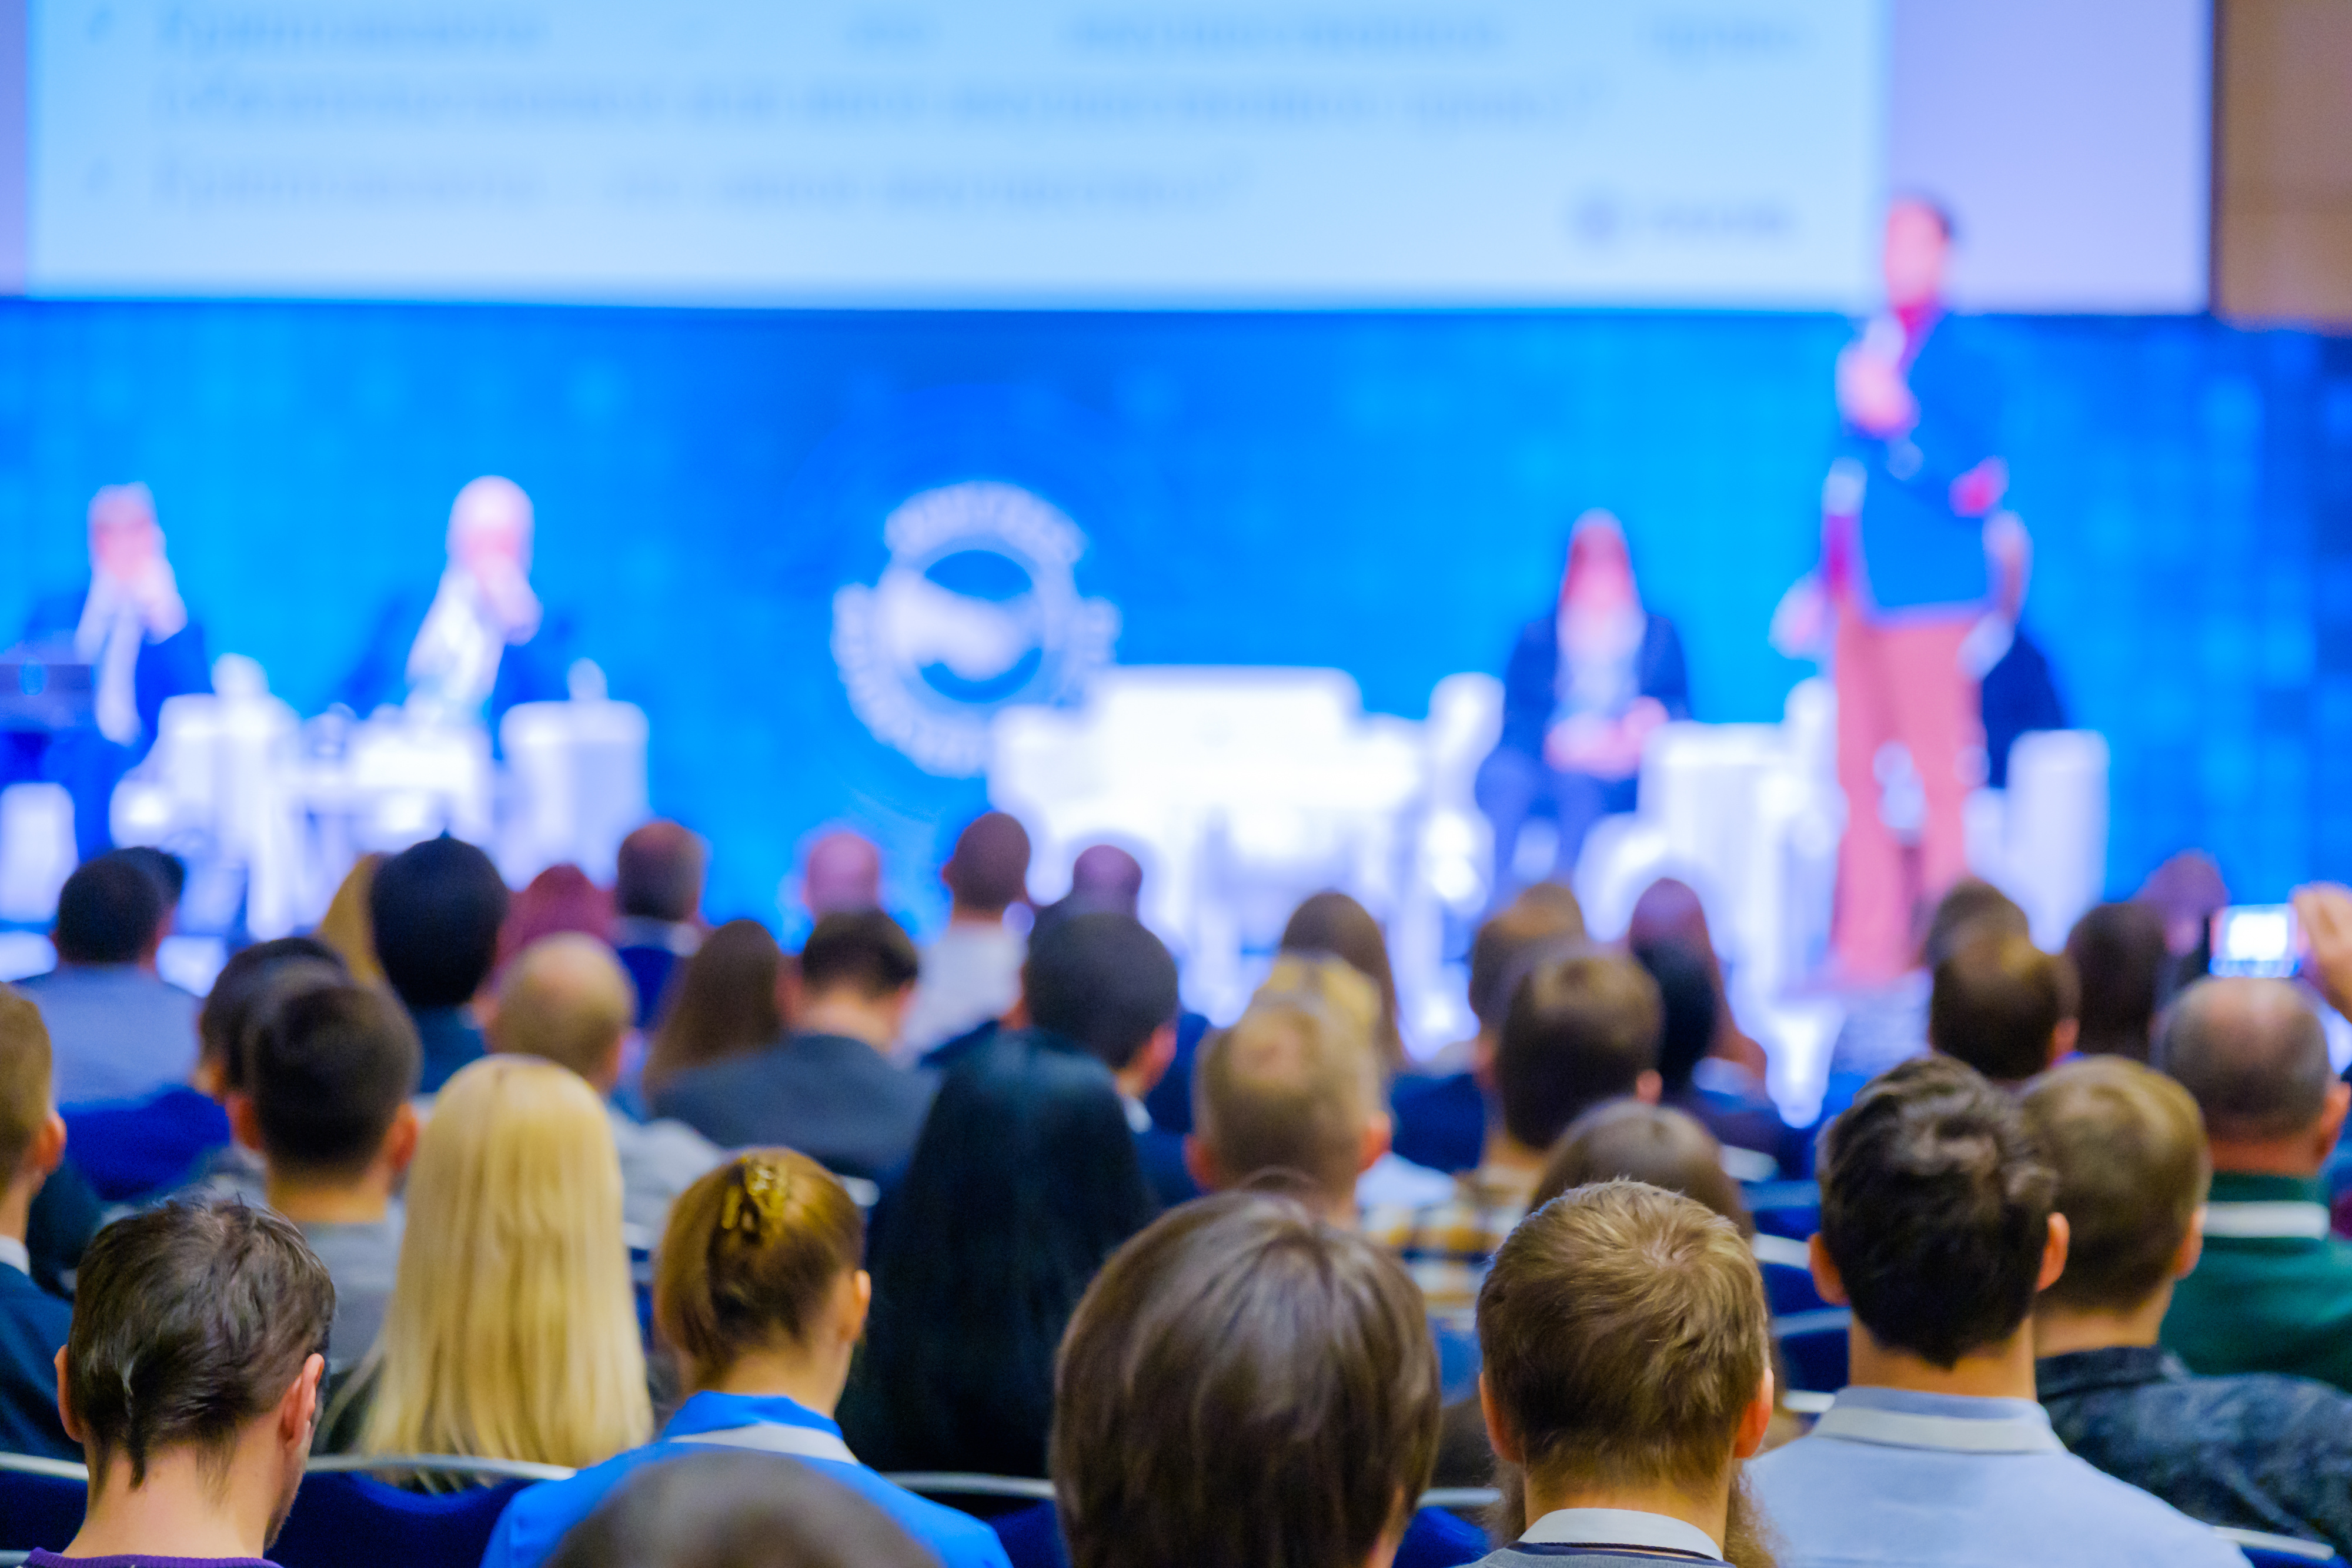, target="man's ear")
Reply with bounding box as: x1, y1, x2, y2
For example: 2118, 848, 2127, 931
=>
382, 1102, 421, 1178
1635, 1069, 1662, 1106
1478, 1373, 1524, 1467
2171, 1206, 2206, 1282
54, 1348, 83, 1444
29, 1111, 65, 1181
278, 1352, 323, 1448
1001, 992, 1031, 1031
838, 1269, 873, 1347
225, 1092, 264, 1155
1183, 1134, 1220, 1194
1130, 1023, 1180, 1096
2037, 1212, 2070, 1293
2049, 1018, 2079, 1066
1807, 1233, 1849, 1306
1469, 1032, 1497, 1094
1358, 1112, 1393, 1178
2318, 1081, 2352, 1159
1733, 1365, 1776, 1460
